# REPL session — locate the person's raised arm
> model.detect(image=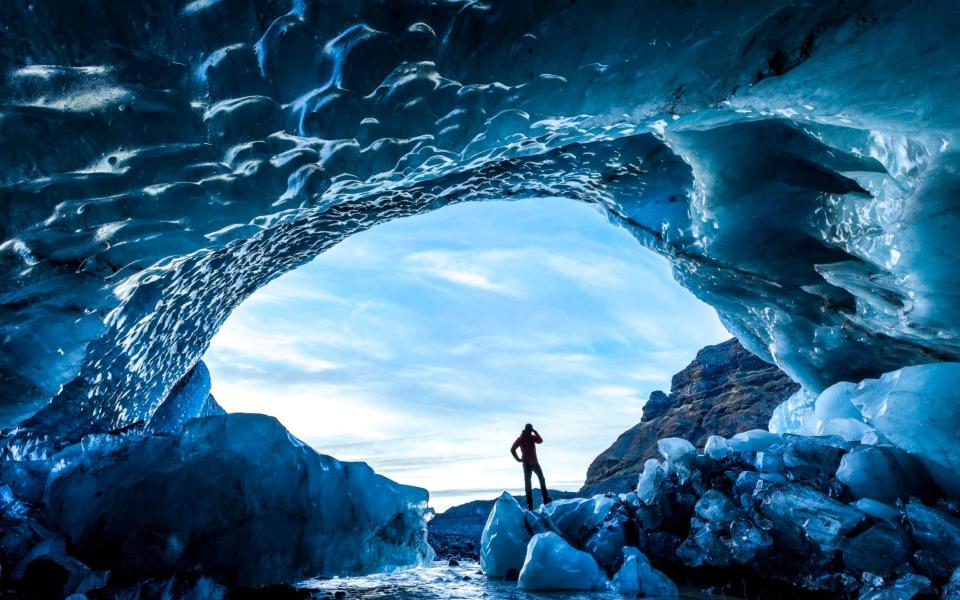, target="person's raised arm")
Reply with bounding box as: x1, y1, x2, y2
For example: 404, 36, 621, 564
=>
532, 430, 543, 444
510, 438, 523, 462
